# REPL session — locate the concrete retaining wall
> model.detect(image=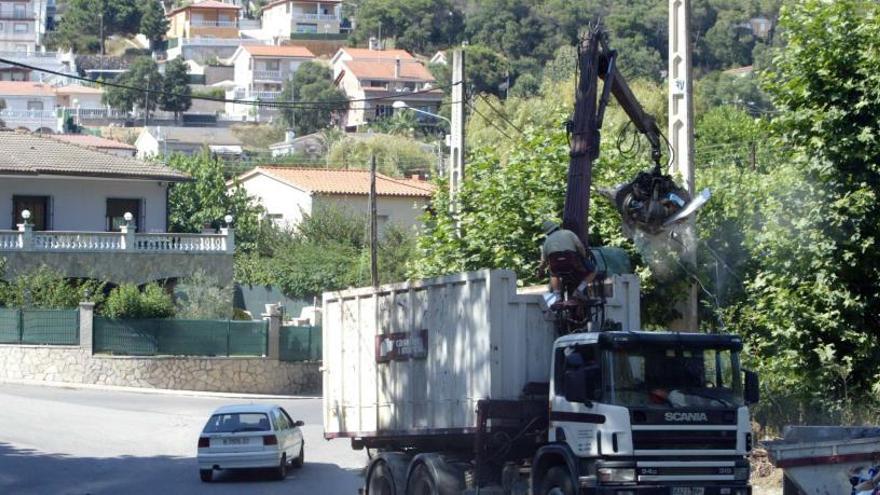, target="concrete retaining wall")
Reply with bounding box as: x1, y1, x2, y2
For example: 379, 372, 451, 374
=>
0, 303, 320, 395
